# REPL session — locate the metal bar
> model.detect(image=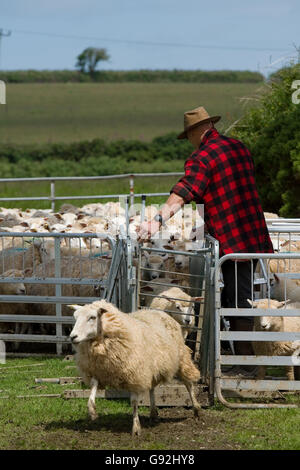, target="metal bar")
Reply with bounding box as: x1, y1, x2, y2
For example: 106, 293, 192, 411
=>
0, 173, 183, 183
221, 331, 300, 341
0, 295, 103, 303
50, 180, 55, 212
141, 246, 211, 256
220, 379, 300, 392
0, 334, 70, 343
0, 315, 74, 323
0, 278, 107, 285
129, 175, 134, 207
54, 237, 62, 355
220, 308, 300, 316
221, 356, 300, 366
